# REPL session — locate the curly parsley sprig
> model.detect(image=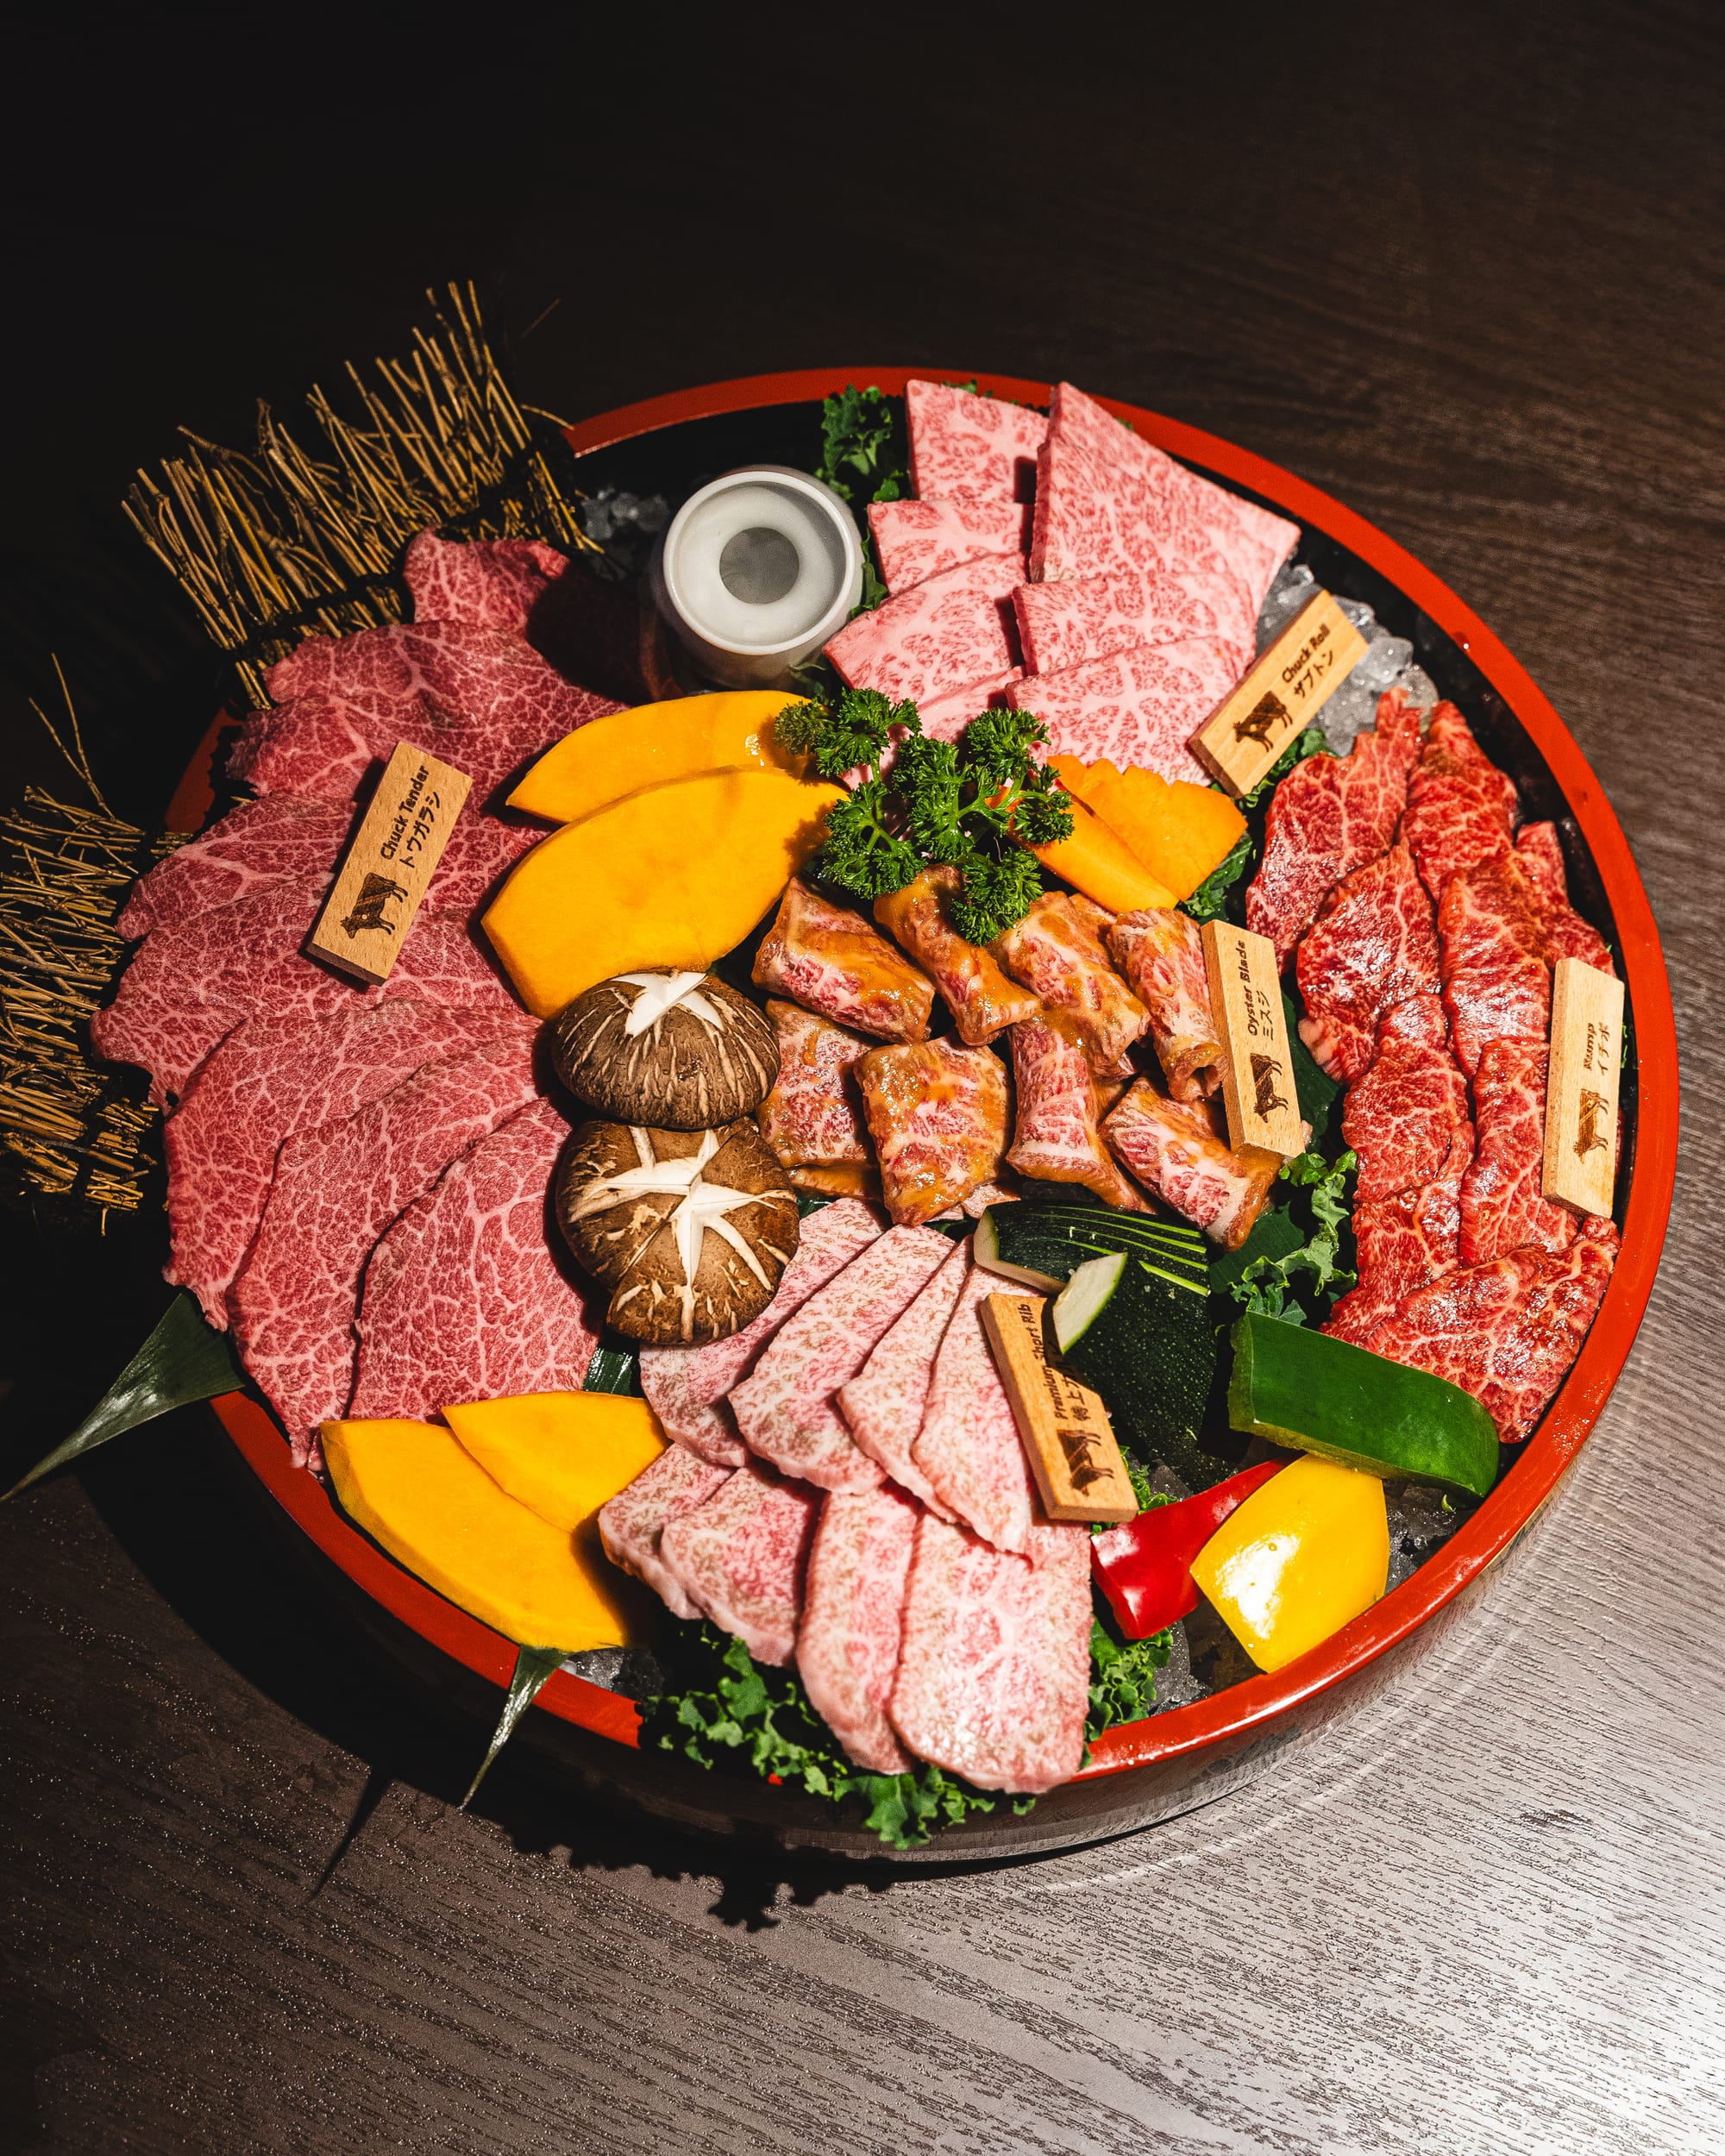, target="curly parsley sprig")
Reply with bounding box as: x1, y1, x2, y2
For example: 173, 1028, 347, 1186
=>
775, 690, 1075, 943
